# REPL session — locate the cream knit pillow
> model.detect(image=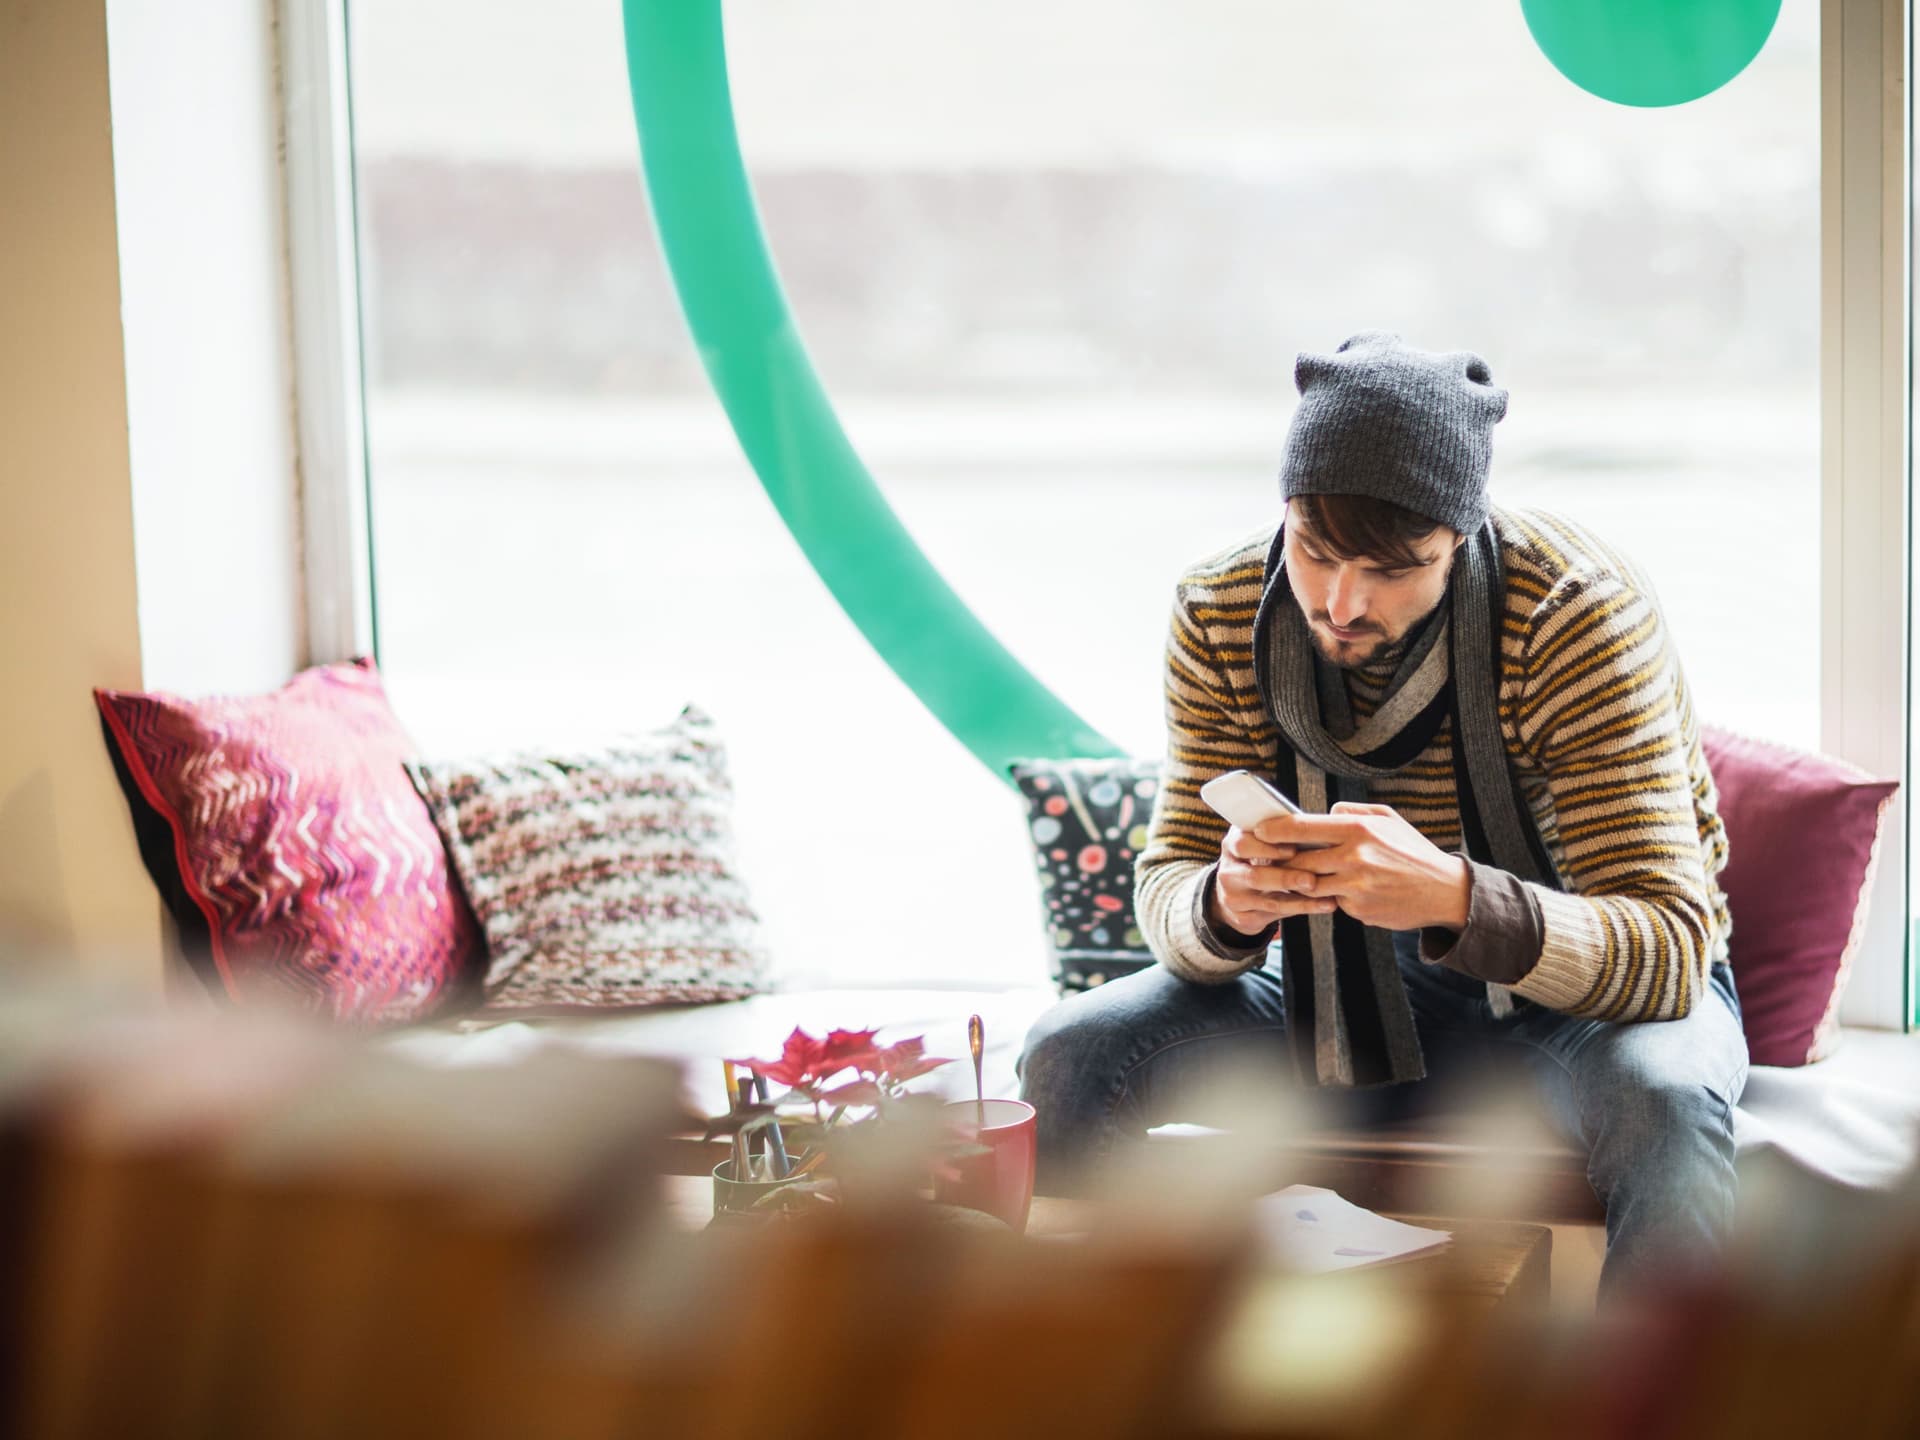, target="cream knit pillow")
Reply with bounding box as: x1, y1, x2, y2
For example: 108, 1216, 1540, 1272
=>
408, 705, 769, 1014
